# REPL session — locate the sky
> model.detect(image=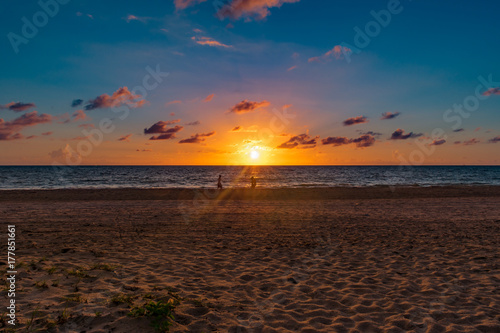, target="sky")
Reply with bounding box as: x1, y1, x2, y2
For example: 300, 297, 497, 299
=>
0, 0, 499, 165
